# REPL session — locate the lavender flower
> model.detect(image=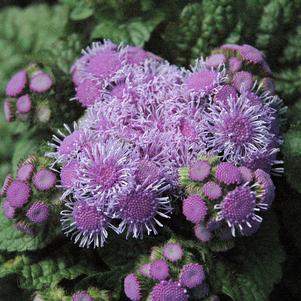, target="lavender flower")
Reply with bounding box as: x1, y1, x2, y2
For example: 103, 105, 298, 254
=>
117, 180, 172, 238
202, 181, 222, 200
60, 160, 79, 189
215, 186, 266, 236
16, 94, 32, 114
0, 174, 13, 196
124, 273, 142, 301
179, 263, 205, 289
72, 291, 93, 301
2, 200, 16, 219
6, 180, 31, 208
194, 224, 212, 242
138, 263, 151, 278
202, 91, 275, 165
33, 169, 56, 191
182, 195, 207, 224
150, 259, 170, 281
6, 70, 27, 97
17, 163, 34, 182
189, 160, 211, 182
29, 71, 53, 93
215, 162, 241, 185
26, 202, 49, 224
61, 199, 117, 248
75, 79, 102, 107
151, 280, 188, 301
163, 243, 183, 262
75, 139, 138, 208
